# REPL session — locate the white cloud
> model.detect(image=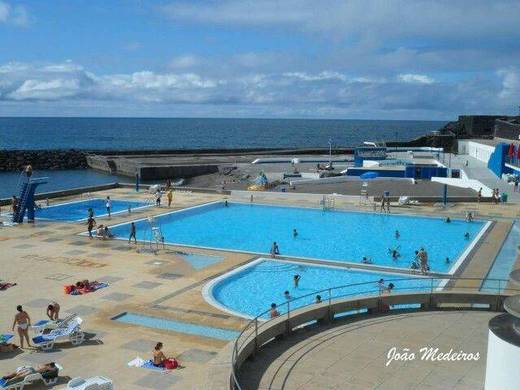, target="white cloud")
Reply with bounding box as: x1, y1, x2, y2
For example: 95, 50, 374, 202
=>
0, 60, 518, 118
0, 1, 30, 26
161, 0, 520, 40
398, 74, 435, 84
497, 67, 520, 101
170, 55, 200, 69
